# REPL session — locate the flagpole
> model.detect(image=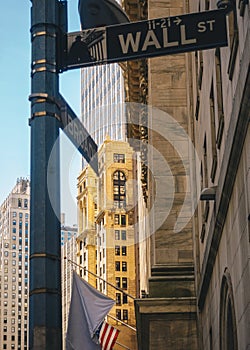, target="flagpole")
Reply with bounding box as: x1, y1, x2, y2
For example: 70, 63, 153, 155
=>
65, 257, 136, 300
115, 341, 131, 350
